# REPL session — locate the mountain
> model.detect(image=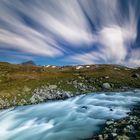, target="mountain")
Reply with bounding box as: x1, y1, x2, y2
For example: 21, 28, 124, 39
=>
21, 60, 36, 66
